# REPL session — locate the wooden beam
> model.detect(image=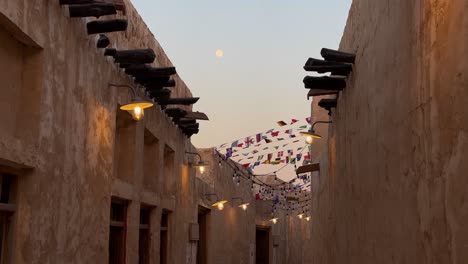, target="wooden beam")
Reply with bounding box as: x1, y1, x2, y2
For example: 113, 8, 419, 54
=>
303, 76, 346, 90
159, 97, 200, 106
109, 49, 156, 64
135, 75, 170, 83
307, 89, 339, 98
184, 112, 209, 121
87, 19, 128, 34
177, 119, 197, 125
69, 3, 117, 18
97, 34, 110, 48
318, 98, 337, 115
165, 108, 188, 118
179, 123, 200, 129
304, 58, 352, 75
60, 0, 125, 12
139, 79, 176, 89
321, 48, 356, 63
296, 163, 320, 174
125, 65, 176, 77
